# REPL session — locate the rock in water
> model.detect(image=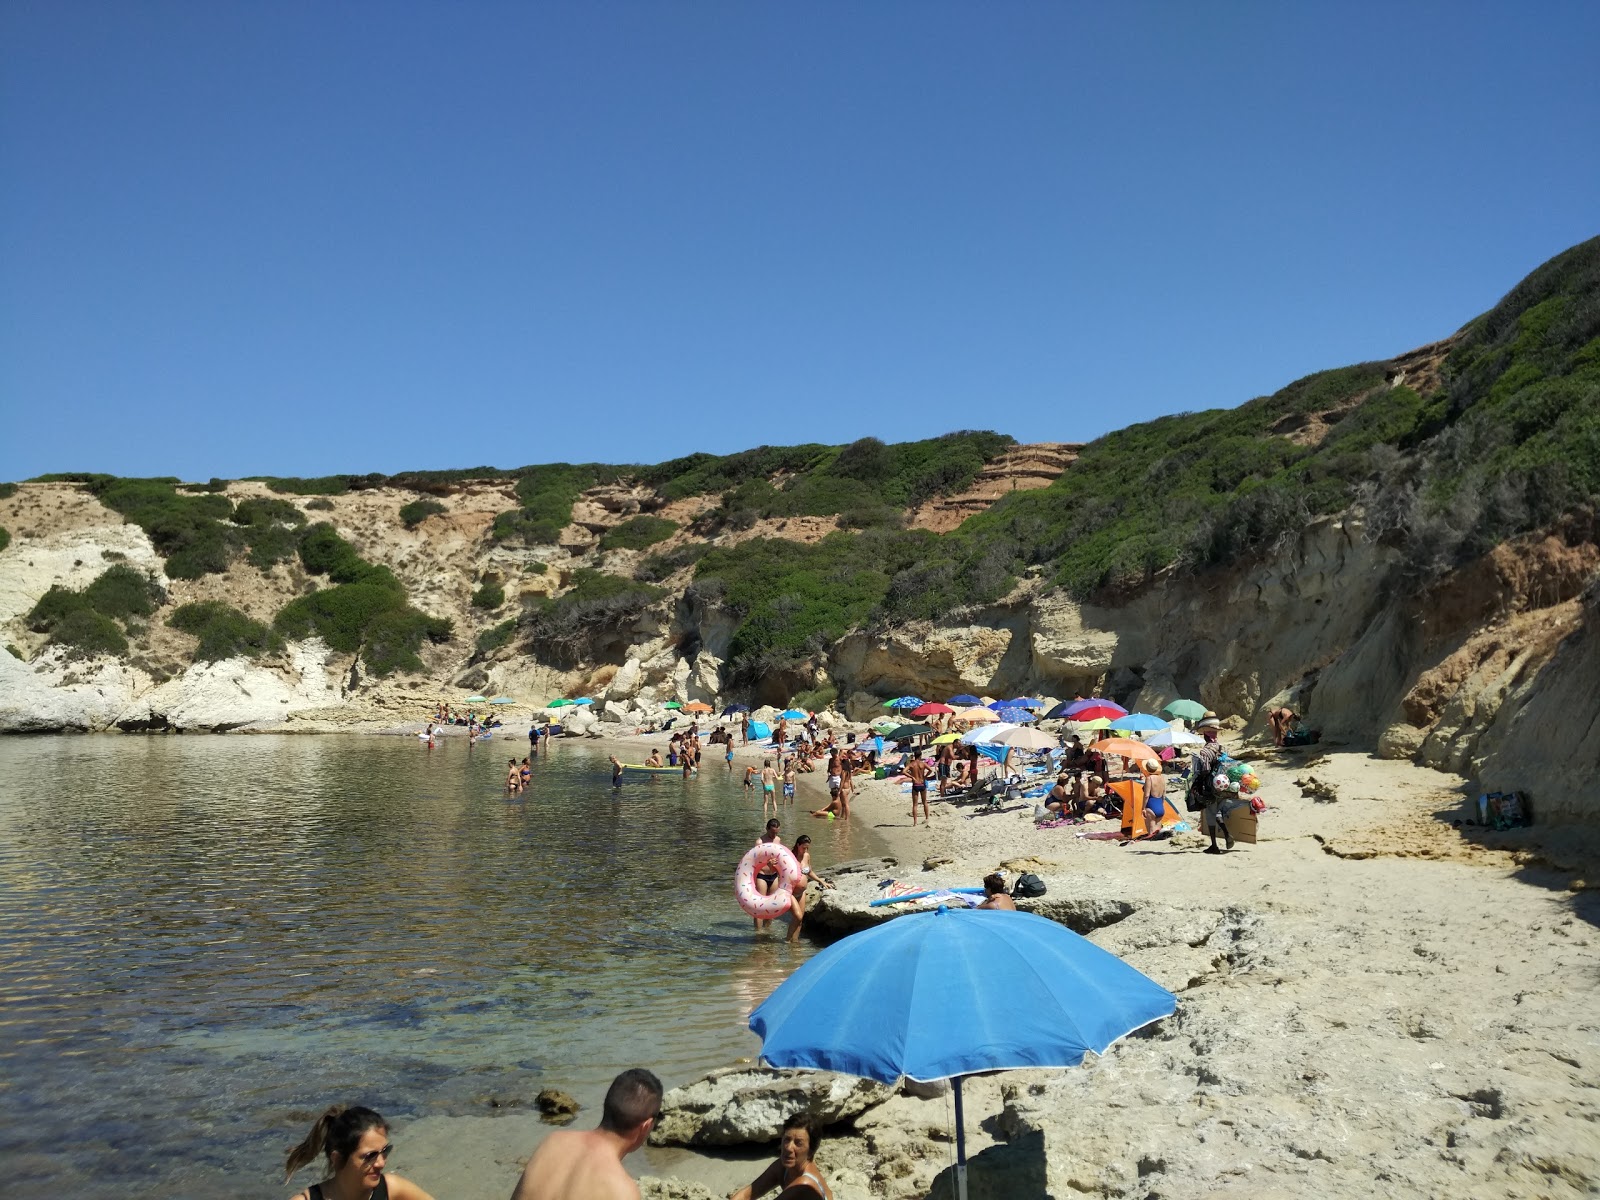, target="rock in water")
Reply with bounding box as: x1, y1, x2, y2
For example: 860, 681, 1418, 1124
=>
536, 1089, 580, 1123
649, 1067, 894, 1147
